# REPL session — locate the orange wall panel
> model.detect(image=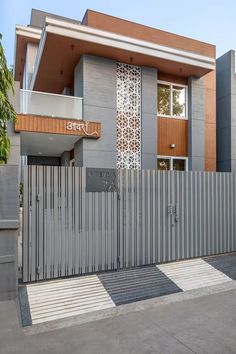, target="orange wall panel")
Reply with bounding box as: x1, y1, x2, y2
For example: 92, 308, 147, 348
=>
158, 118, 188, 157
204, 71, 216, 171
15, 114, 101, 138
83, 10, 215, 58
